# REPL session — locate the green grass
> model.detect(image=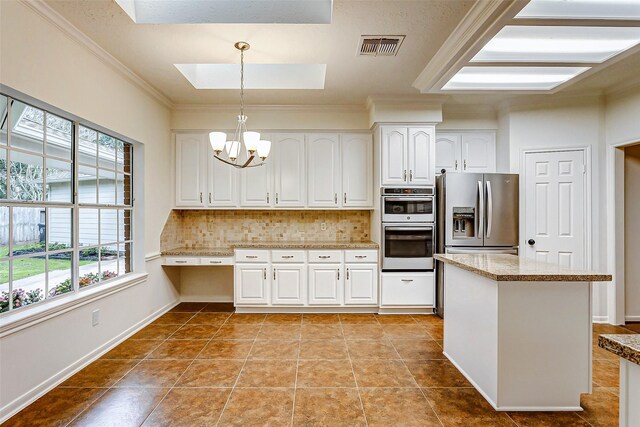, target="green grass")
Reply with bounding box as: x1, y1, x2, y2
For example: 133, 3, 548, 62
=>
0, 245, 93, 284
